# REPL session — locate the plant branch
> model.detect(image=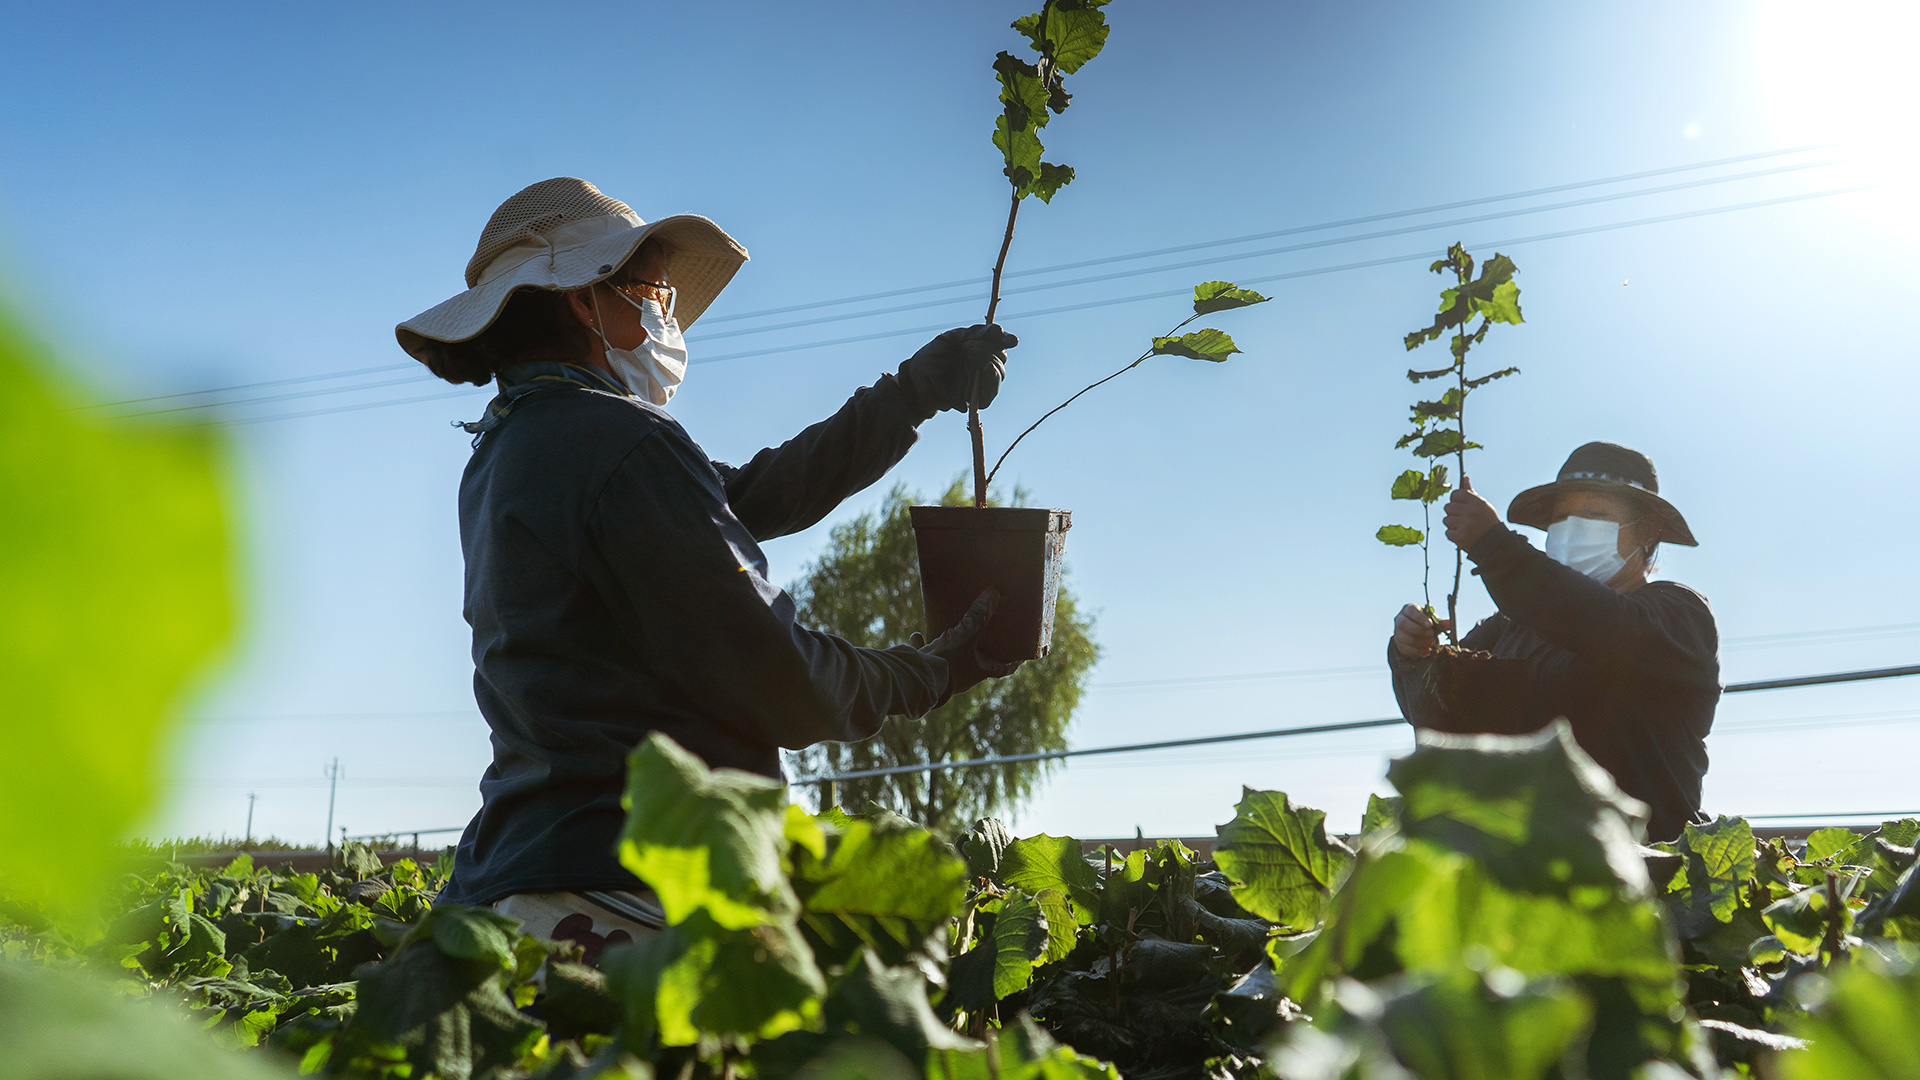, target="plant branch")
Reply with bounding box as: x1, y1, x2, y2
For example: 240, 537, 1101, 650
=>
971, 190, 1024, 507
984, 313, 1201, 487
